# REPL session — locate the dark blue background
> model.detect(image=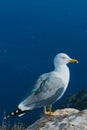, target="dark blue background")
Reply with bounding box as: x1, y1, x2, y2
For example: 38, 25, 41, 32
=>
0, 0, 87, 126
